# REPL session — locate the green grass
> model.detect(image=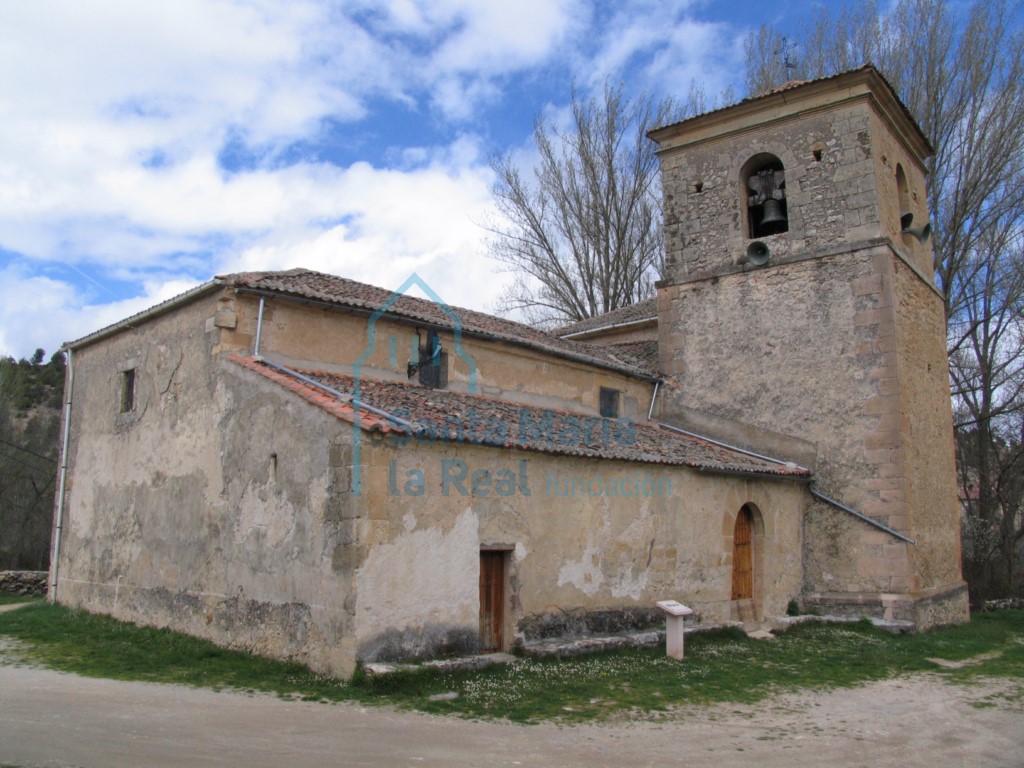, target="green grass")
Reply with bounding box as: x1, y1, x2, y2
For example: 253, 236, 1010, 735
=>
0, 594, 39, 606
0, 602, 350, 701
1, 603, 1022, 723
